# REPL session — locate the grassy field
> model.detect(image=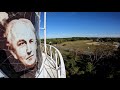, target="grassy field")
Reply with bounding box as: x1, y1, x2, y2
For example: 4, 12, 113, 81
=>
43, 39, 120, 78
54, 40, 116, 55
